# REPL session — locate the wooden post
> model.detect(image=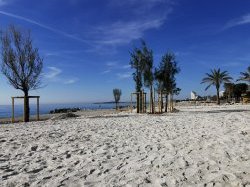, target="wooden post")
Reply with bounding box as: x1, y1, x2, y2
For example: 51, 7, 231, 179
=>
144, 93, 146, 113
37, 97, 40, 121
142, 92, 144, 113
158, 92, 160, 113
131, 94, 133, 113
139, 92, 141, 113
12, 97, 15, 123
